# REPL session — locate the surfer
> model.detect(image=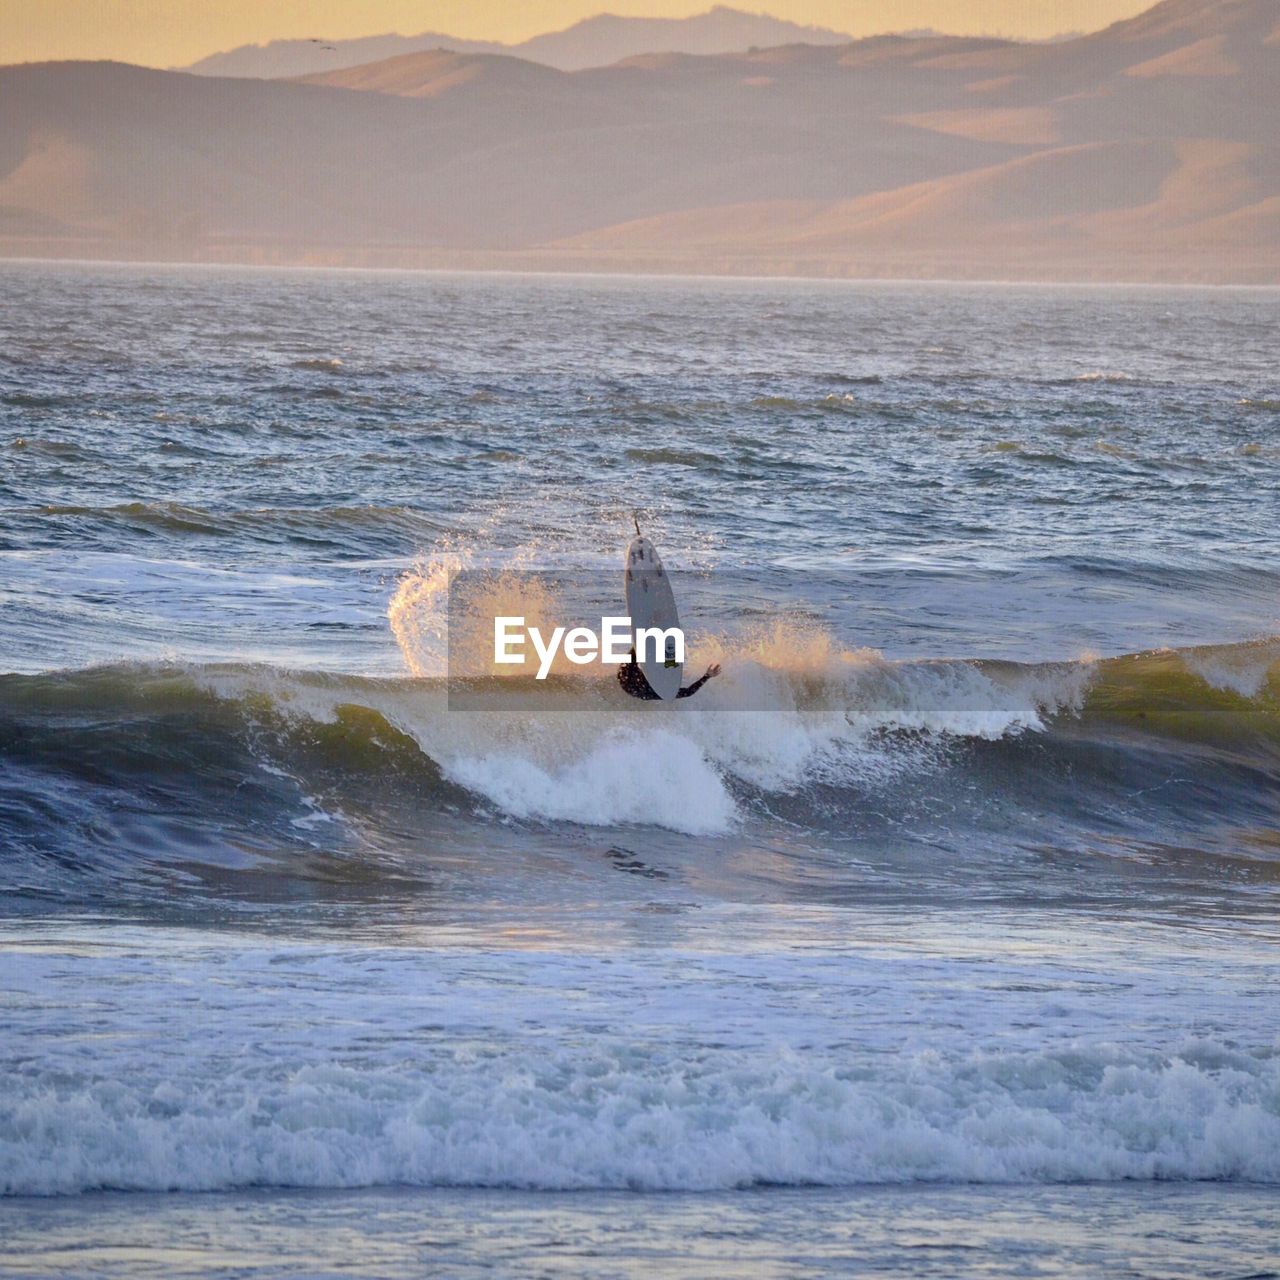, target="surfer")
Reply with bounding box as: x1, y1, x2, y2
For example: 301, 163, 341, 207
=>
618, 647, 721, 701
622, 515, 719, 700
